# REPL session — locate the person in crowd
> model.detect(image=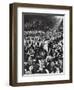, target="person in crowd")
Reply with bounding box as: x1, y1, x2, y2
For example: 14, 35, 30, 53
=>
24, 33, 63, 74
